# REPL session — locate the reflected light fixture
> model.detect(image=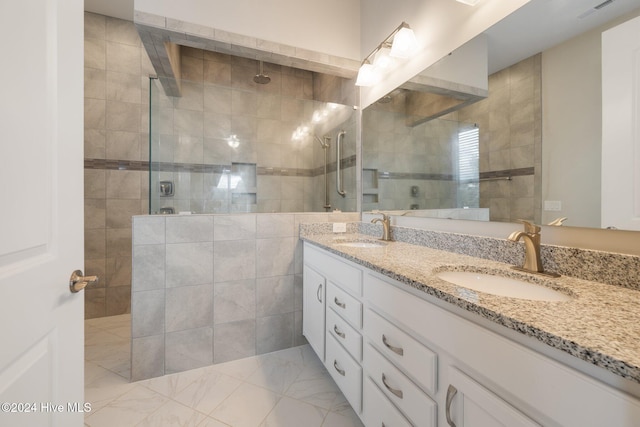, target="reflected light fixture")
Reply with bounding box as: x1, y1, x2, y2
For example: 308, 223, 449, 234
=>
456, 0, 481, 5
355, 22, 419, 87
